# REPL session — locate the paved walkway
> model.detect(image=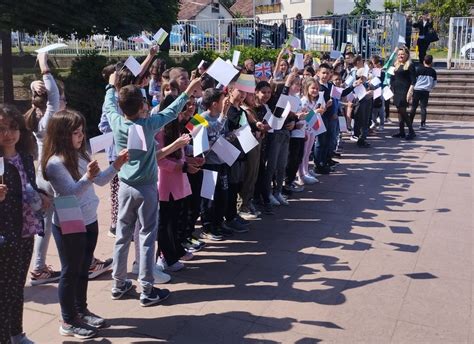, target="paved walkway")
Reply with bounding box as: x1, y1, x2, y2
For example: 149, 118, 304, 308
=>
24, 121, 474, 343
